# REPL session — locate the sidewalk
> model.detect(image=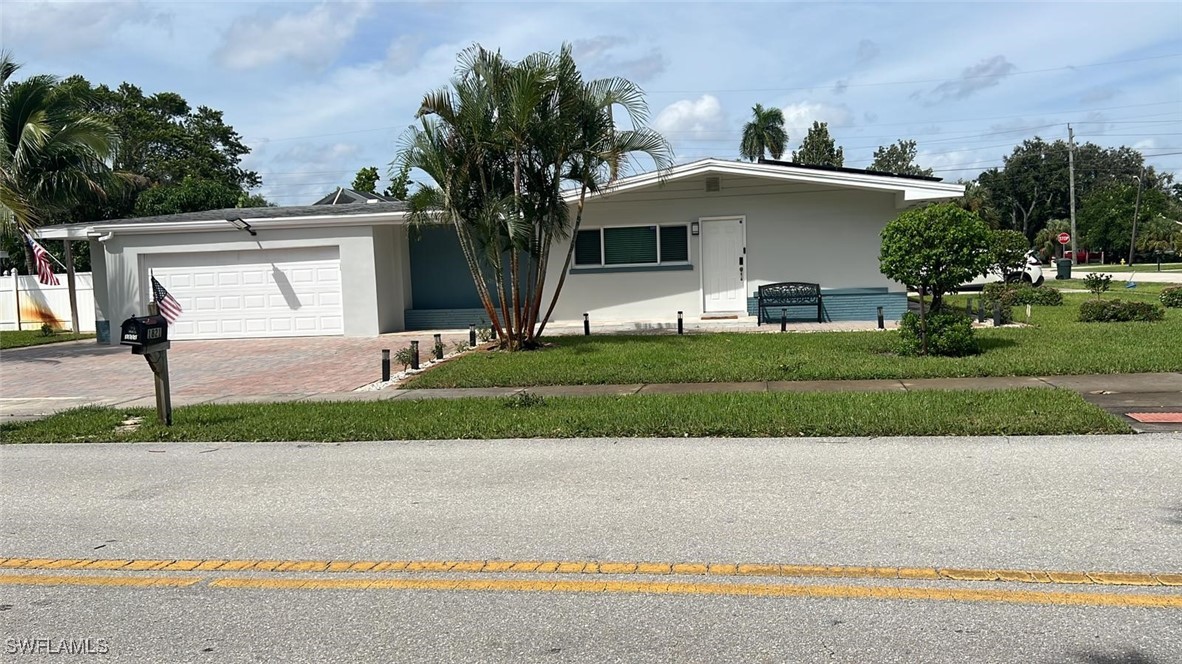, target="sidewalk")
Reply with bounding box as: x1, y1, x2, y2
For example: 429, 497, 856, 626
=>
5, 373, 1180, 433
